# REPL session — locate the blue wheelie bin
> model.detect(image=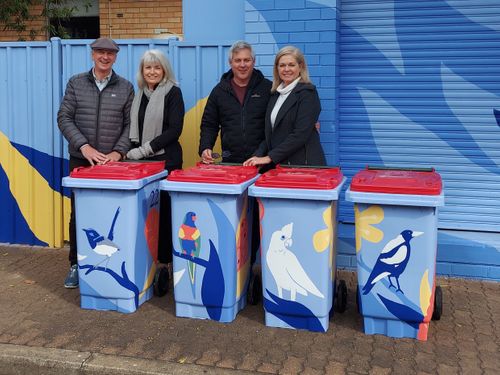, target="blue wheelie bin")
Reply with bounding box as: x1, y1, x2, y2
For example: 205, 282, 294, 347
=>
248, 165, 346, 332
62, 161, 167, 313
345, 166, 444, 340
160, 163, 258, 322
